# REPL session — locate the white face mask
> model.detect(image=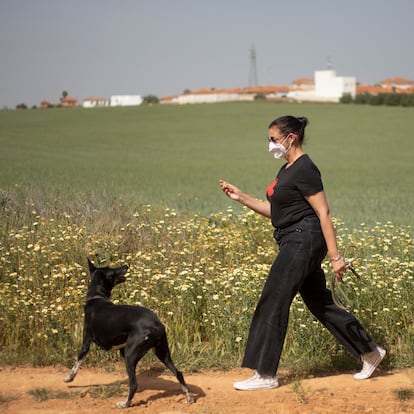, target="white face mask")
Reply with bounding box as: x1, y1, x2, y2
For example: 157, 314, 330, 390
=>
268, 136, 291, 159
